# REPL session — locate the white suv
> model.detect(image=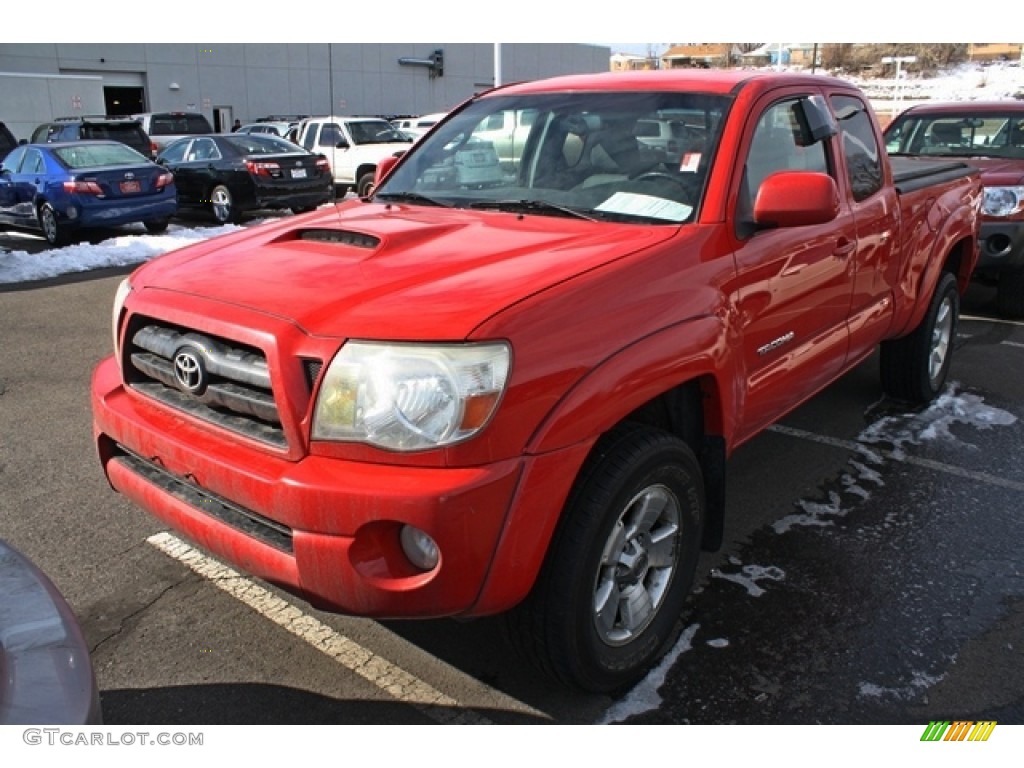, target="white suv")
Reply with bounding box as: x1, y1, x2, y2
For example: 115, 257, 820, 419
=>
293, 116, 413, 197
